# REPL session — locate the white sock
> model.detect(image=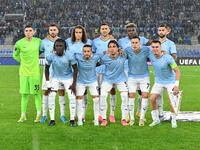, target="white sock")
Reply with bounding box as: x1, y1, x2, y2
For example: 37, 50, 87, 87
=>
110, 94, 116, 116
170, 112, 176, 120
48, 92, 56, 120
137, 95, 142, 113
157, 94, 164, 116
77, 99, 83, 122
69, 95, 76, 120
59, 96, 66, 116
140, 98, 148, 120
93, 97, 99, 121
83, 94, 88, 118
42, 95, 48, 116
151, 109, 159, 121
100, 94, 108, 120
129, 98, 135, 121
121, 92, 128, 120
